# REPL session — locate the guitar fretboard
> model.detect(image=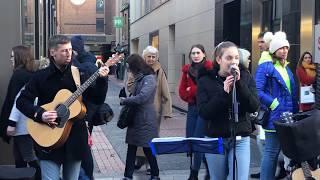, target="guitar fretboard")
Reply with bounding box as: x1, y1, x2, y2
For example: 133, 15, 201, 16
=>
65, 71, 100, 107
301, 161, 313, 178
62, 54, 122, 107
